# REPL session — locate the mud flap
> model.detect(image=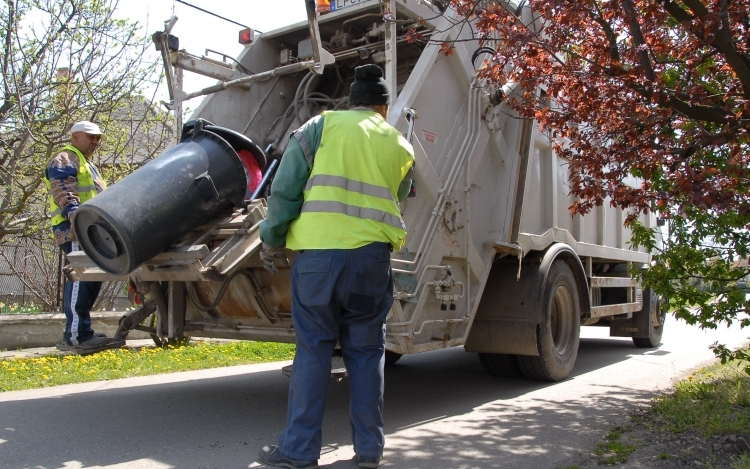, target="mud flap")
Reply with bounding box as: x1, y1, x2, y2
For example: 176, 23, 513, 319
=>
609, 288, 658, 339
